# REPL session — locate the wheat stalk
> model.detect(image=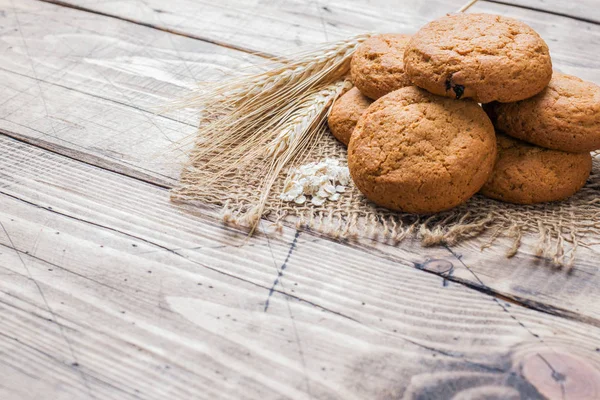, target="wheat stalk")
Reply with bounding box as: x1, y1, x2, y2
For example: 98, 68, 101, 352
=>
179, 80, 349, 230
458, 0, 480, 12
170, 35, 370, 162
244, 80, 351, 225
267, 80, 352, 157
176, 35, 368, 195
175, 35, 369, 109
